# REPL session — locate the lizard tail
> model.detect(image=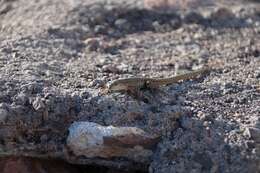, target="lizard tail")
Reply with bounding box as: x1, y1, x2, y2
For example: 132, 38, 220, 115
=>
149, 67, 210, 87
